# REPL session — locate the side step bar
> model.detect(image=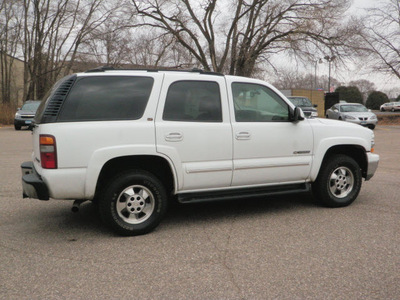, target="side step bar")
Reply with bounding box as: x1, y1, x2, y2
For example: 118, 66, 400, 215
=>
177, 183, 311, 204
